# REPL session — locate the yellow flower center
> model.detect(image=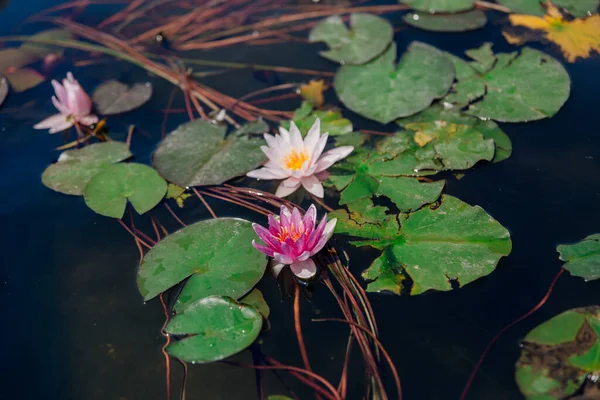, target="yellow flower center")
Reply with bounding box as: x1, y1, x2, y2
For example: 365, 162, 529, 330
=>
283, 149, 309, 171
275, 224, 305, 243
